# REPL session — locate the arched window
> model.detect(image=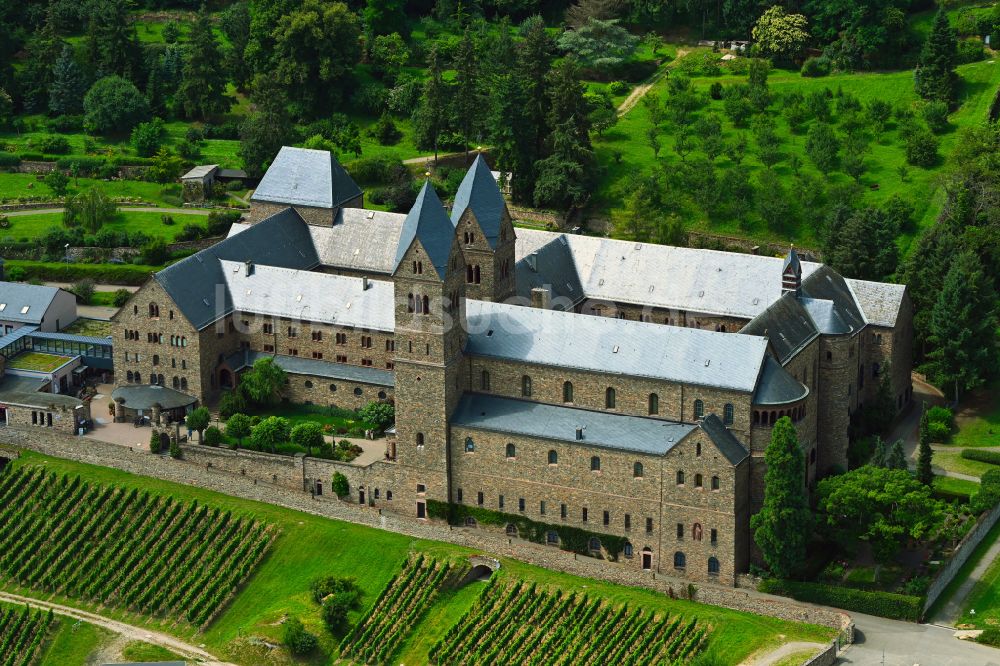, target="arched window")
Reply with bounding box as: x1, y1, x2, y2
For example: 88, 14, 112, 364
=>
126, 371, 133, 382
711, 475, 720, 491
563, 381, 573, 403
378, 390, 387, 399
464, 437, 475, 453
506, 523, 518, 536
329, 383, 337, 392
588, 537, 601, 552
648, 393, 659, 415
474, 265, 481, 284
466, 264, 474, 283
506, 443, 516, 458
416, 433, 424, 448
696, 442, 702, 457
407, 293, 414, 313
134, 372, 142, 383
693, 399, 705, 419
692, 523, 703, 541
481, 370, 490, 391
465, 516, 477, 527
548, 449, 558, 465
180, 377, 187, 390
694, 473, 703, 488
354, 387, 363, 396
590, 456, 601, 471
723, 403, 734, 425
676, 470, 685, 485
522, 375, 532, 397
422, 295, 429, 314
172, 376, 179, 389
708, 557, 720, 575
304, 380, 313, 388
633, 462, 644, 478
605, 387, 616, 409
546, 531, 559, 544
673, 551, 686, 569
624, 542, 634, 558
